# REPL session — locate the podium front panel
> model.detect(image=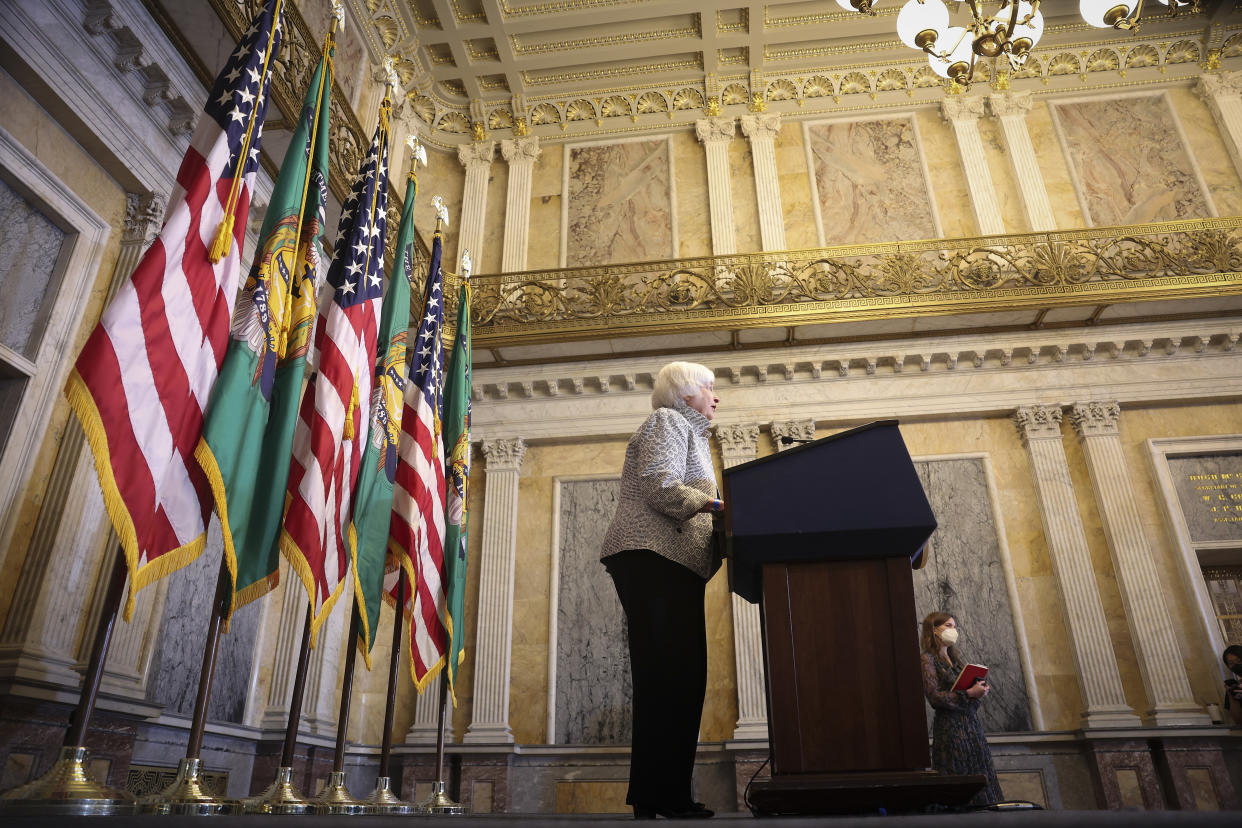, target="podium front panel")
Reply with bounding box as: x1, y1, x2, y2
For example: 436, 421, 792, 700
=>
762, 556, 929, 776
